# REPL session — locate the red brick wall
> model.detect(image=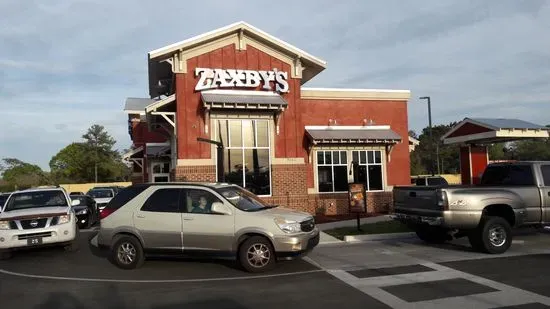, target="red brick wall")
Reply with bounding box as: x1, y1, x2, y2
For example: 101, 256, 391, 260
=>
156, 40, 409, 216
271, 164, 308, 196
305, 191, 393, 215
174, 166, 216, 182
175, 44, 301, 161
300, 99, 410, 188
261, 191, 393, 215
